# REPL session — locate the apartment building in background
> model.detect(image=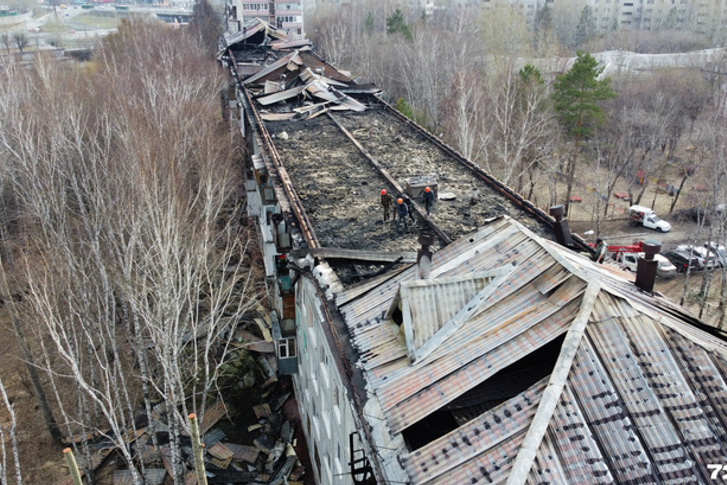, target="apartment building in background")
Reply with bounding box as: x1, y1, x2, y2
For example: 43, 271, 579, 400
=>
225, 0, 305, 37
299, 0, 727, 38
449, 0, 727, 35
